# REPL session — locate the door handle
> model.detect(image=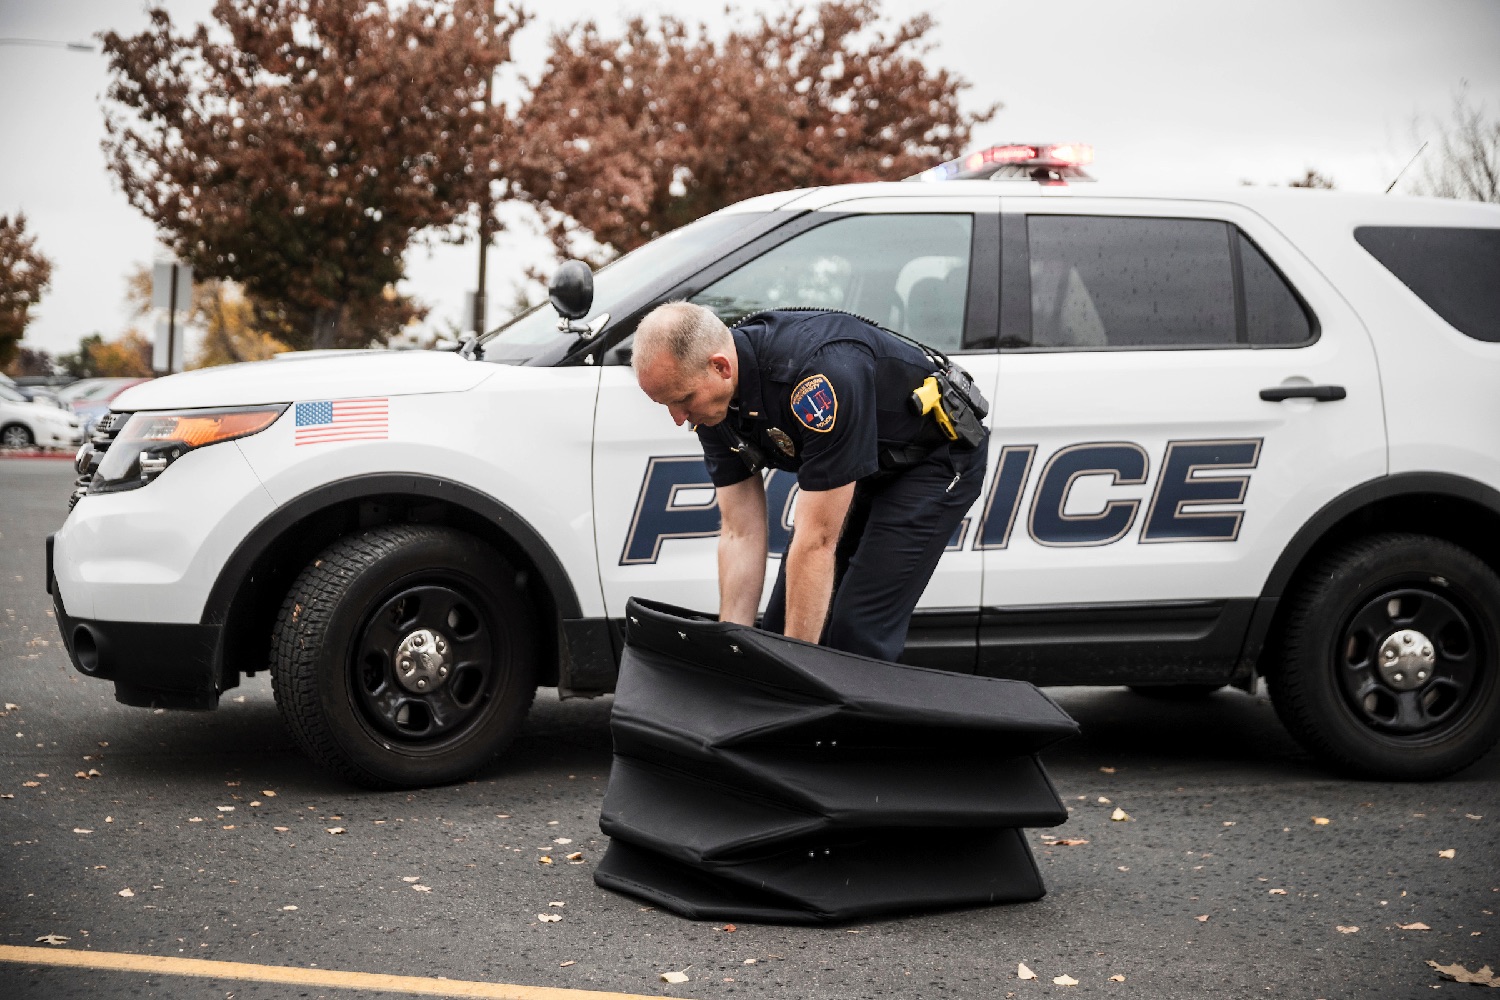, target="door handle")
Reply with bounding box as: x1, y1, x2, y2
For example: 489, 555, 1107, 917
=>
1259, 384, 1346, 402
